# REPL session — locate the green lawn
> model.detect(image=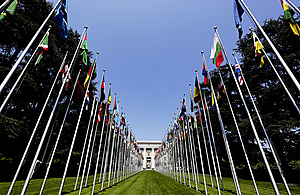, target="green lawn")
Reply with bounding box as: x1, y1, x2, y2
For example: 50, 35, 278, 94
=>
1, 170, 299, 194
